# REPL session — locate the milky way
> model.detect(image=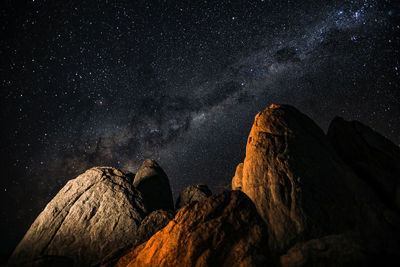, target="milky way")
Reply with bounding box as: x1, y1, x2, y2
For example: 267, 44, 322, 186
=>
0, 0, 399, 260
